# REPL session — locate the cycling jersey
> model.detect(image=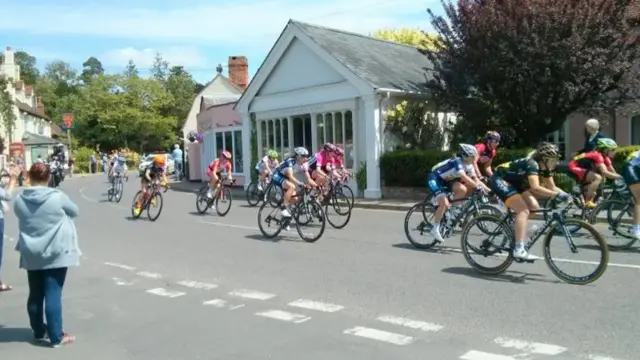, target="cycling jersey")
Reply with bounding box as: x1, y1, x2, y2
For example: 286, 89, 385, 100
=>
207, 158, 232, 177
113, 162, 127, 174
426, 157, 475, 197
255, 156, 278, 172
567, 151, 613, 182
474, 143, 497, 164
489, 158, 552, 200
331, 156, 344, 169
307, 151, 329, 172
141, 164, 164, 180
272, 158, 309, 187
622, 150, 640, 186
625, 150, 640, 167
